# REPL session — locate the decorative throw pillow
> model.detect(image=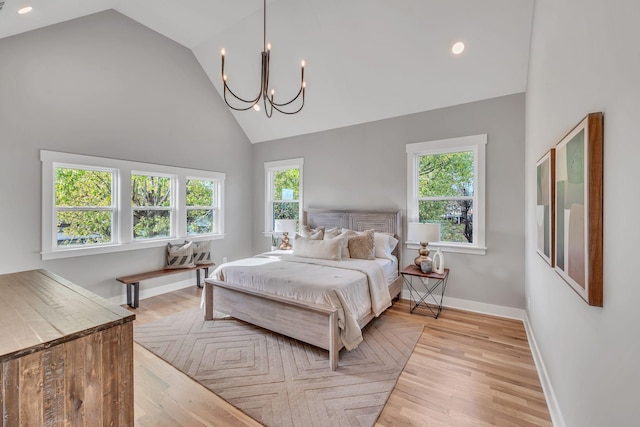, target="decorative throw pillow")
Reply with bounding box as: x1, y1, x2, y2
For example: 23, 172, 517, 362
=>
166, 241, 195, 269
323, 227, 340, 239
324, 229, 351, 258
300, 225, 325, 239
346, 229, 376, 260
293, 234, 341, 261
374, 232, 399, 260
192, 241, 212, 265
